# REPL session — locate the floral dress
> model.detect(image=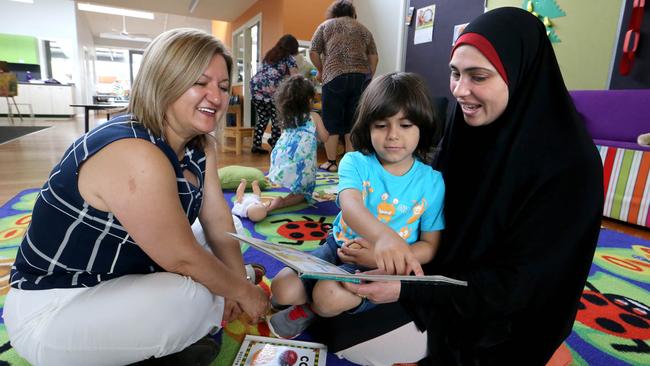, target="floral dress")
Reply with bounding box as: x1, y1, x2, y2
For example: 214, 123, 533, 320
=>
250, 56, 297, 102
268, 118, 318, 200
